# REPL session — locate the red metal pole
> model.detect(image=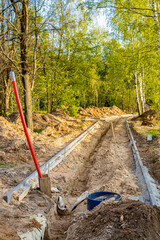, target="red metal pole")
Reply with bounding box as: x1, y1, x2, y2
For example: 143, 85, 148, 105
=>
10, 72, 43, 178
